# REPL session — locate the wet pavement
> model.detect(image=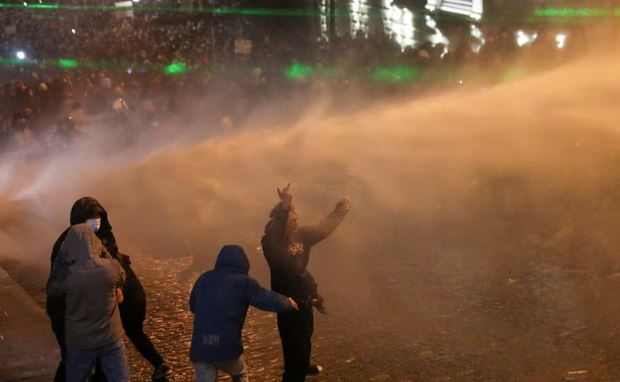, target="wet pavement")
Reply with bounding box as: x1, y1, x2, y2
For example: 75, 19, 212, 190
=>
5, 240, 620, 382
0, 266, 58, 382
